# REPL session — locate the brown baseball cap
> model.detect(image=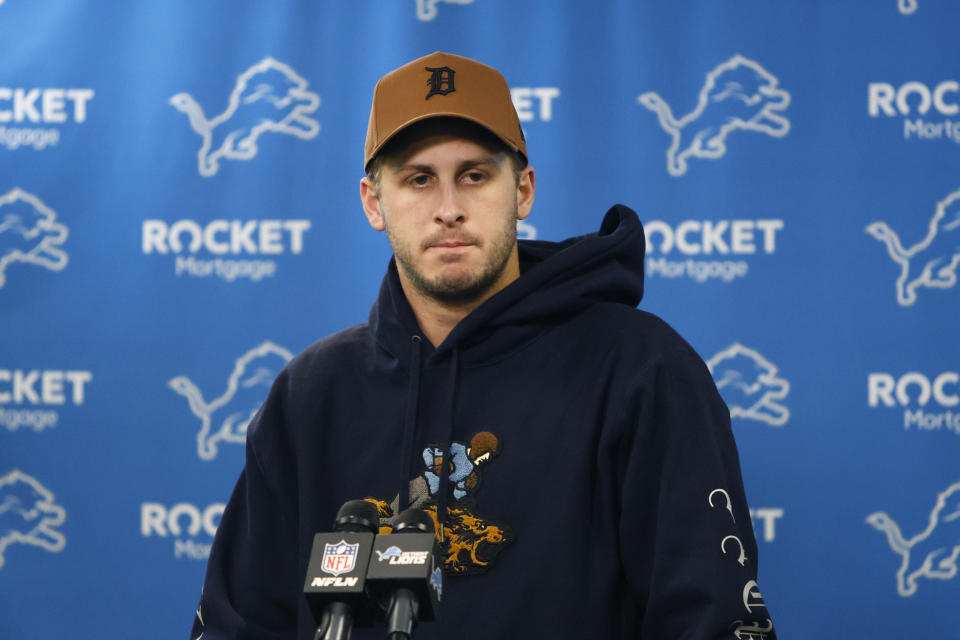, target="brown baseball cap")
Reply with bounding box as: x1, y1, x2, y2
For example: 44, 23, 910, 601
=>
364, 51, 527, 171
